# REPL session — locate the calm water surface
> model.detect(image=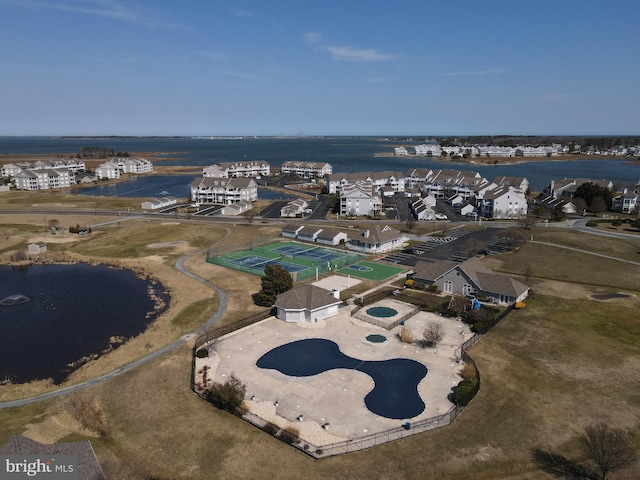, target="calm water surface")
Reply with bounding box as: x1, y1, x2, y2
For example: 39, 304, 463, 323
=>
1, 136, 638, 193
0, 263, 168, 384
